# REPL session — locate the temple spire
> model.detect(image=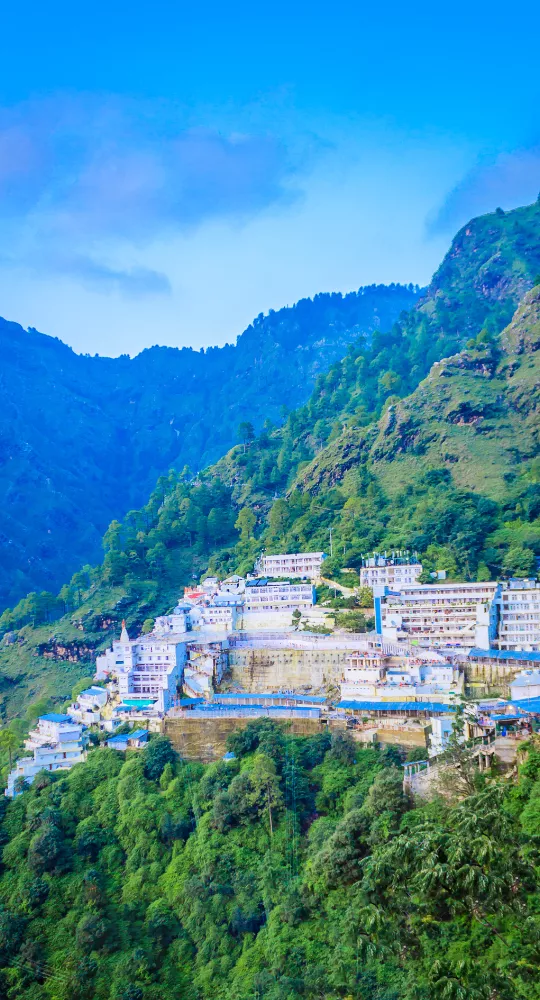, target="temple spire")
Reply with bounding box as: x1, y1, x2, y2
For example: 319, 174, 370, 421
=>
120, 620, 130, 642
